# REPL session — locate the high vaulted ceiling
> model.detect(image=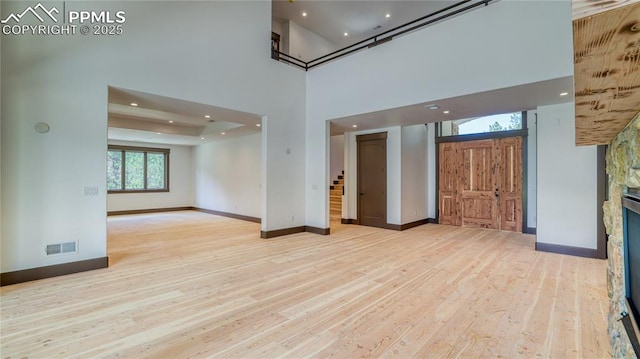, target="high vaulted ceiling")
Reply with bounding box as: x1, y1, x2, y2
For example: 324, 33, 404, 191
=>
272, 0, 459, 48
573, 1, 640, 145
272, 0, 638, 50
